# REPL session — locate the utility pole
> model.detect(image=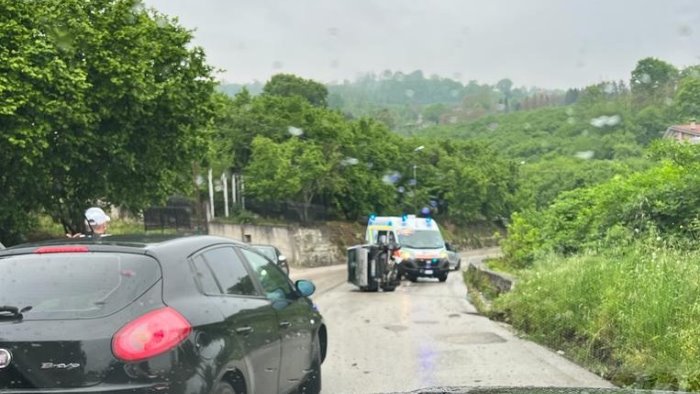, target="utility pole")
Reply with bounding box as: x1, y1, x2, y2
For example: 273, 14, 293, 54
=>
231, 174, 237, 206
208, 168, 214, 219
222, 172, 229, 218
241, 175, 246, 211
